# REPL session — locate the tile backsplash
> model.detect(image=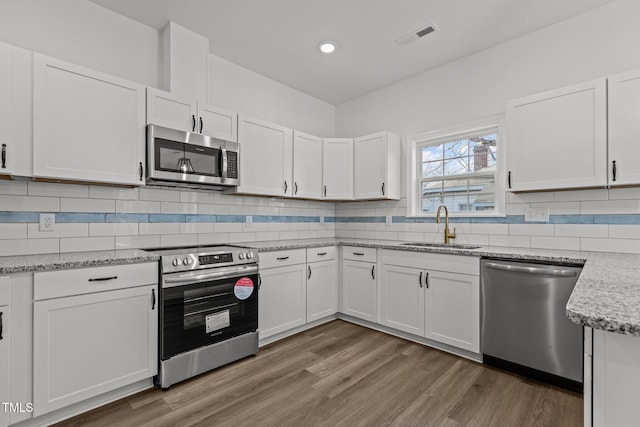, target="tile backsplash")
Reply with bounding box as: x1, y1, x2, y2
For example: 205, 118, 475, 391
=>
3, 180, 640, 255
